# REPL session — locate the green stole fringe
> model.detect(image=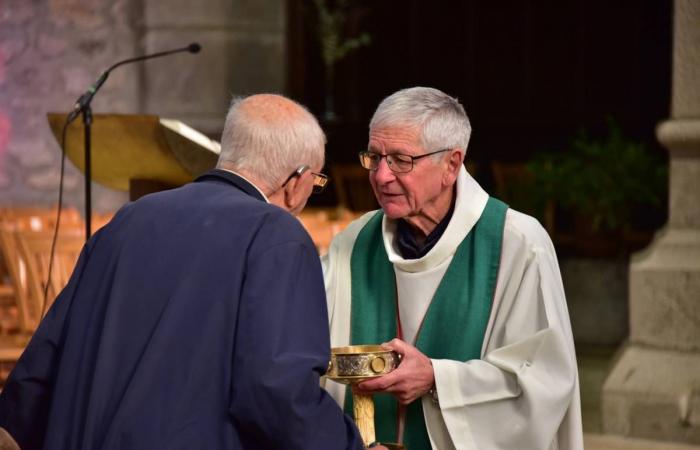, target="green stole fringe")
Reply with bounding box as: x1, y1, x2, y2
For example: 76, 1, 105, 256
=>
346, 197, 507, 449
